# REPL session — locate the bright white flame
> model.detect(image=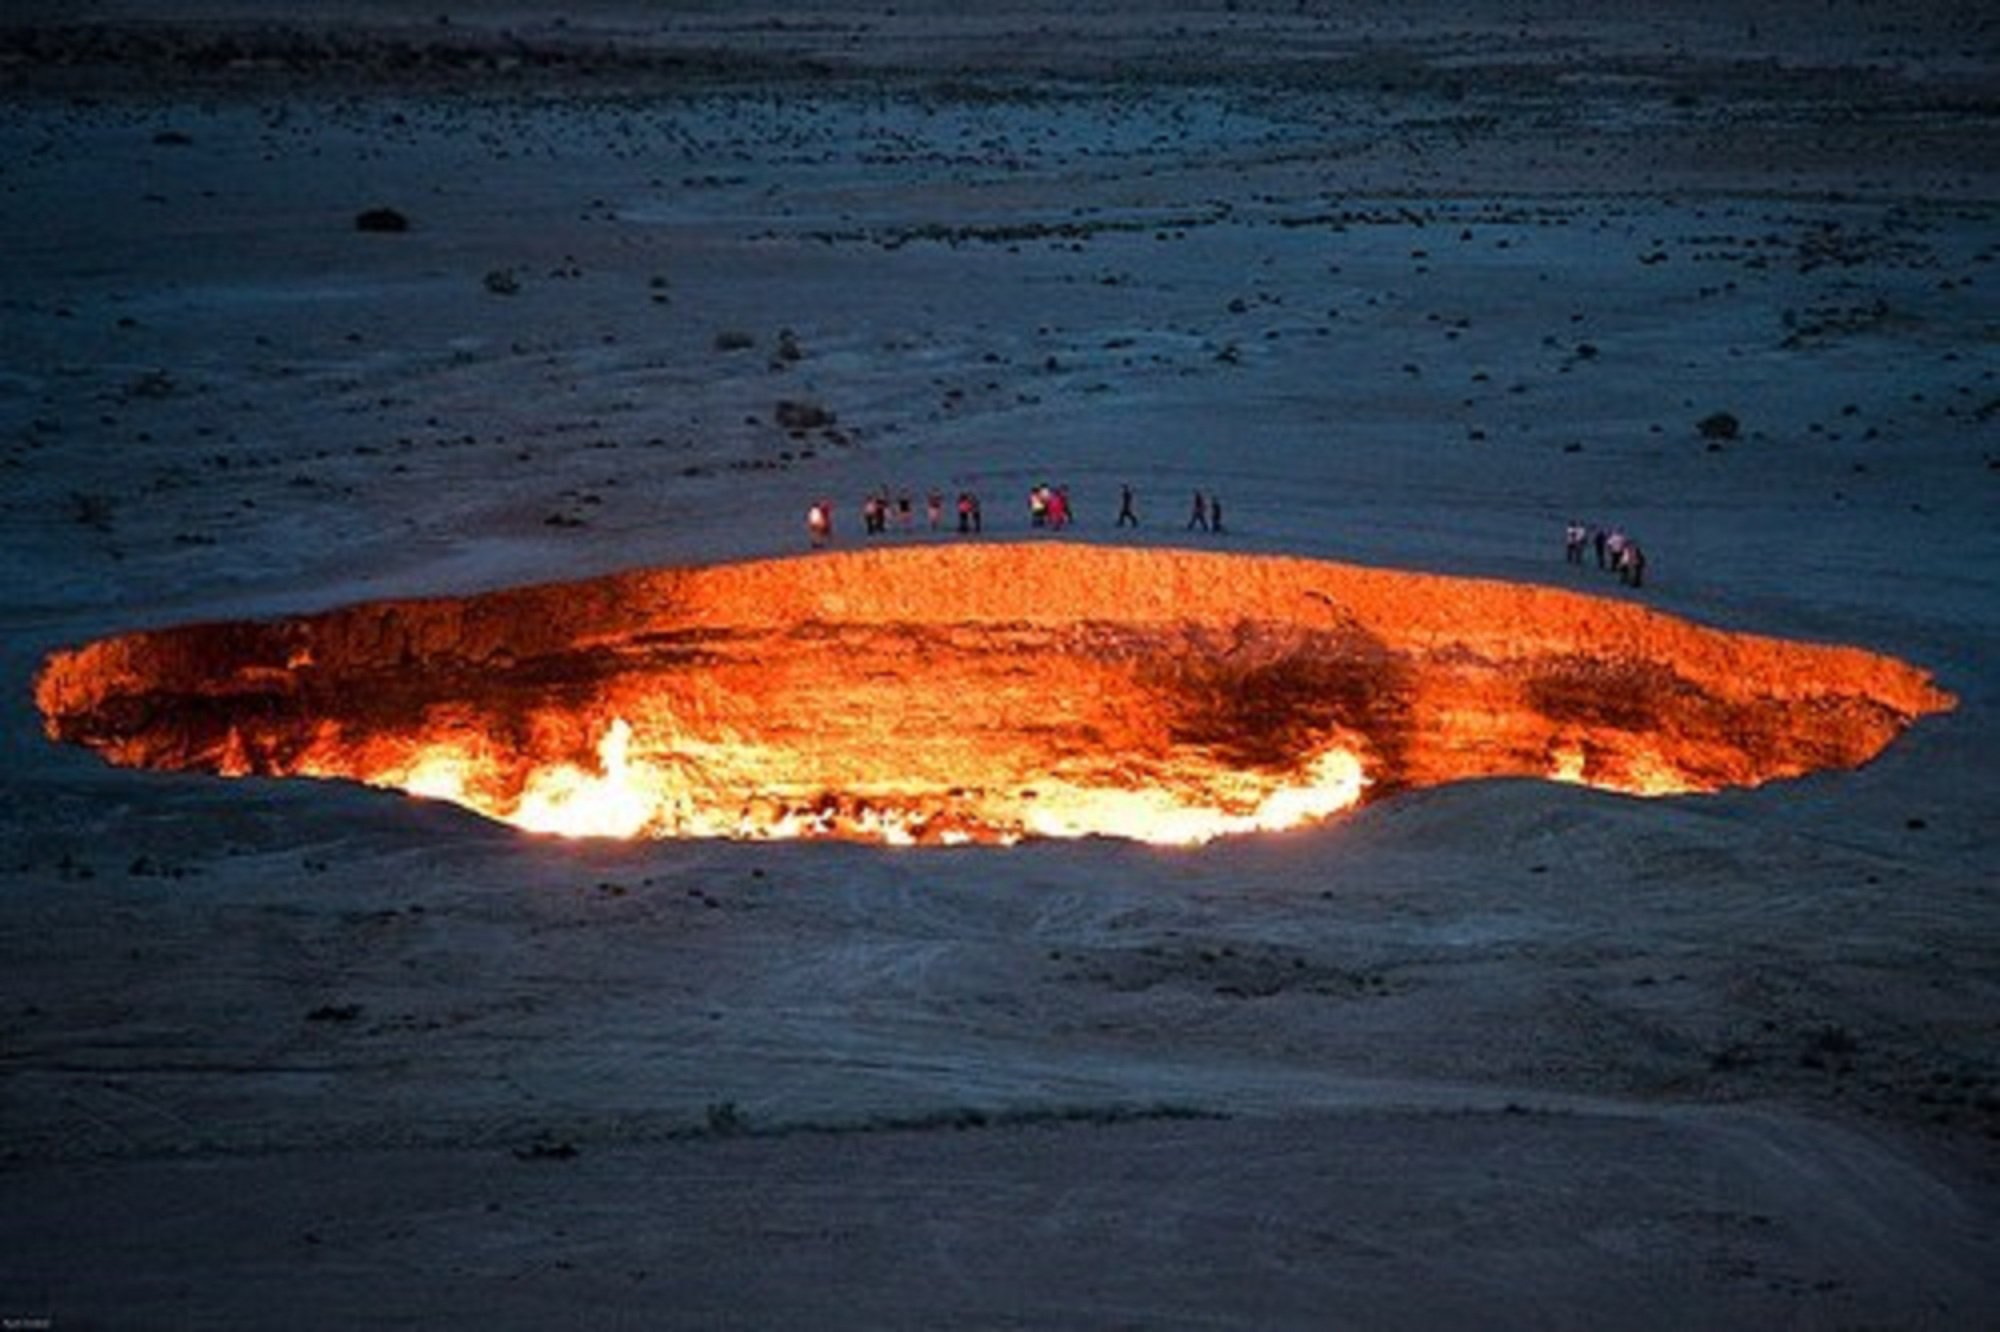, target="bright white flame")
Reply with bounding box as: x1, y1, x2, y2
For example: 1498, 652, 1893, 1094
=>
511, 718, 656, 839
1607, 749, 1704, 798
342, 719, 1369, 846
403, 749, 480, 803
1548, 742, 1587, 785
1020, 746, 1367, 846
1547, 739, 1699, 797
